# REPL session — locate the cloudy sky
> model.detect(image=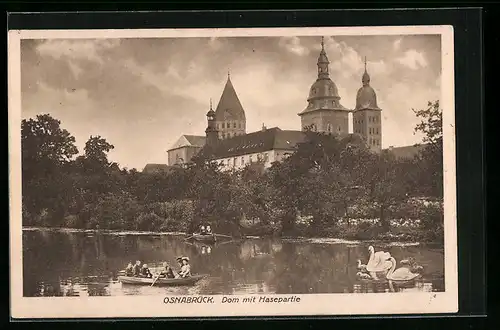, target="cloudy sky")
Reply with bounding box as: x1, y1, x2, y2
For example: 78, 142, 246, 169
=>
21, 34, 441, 170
